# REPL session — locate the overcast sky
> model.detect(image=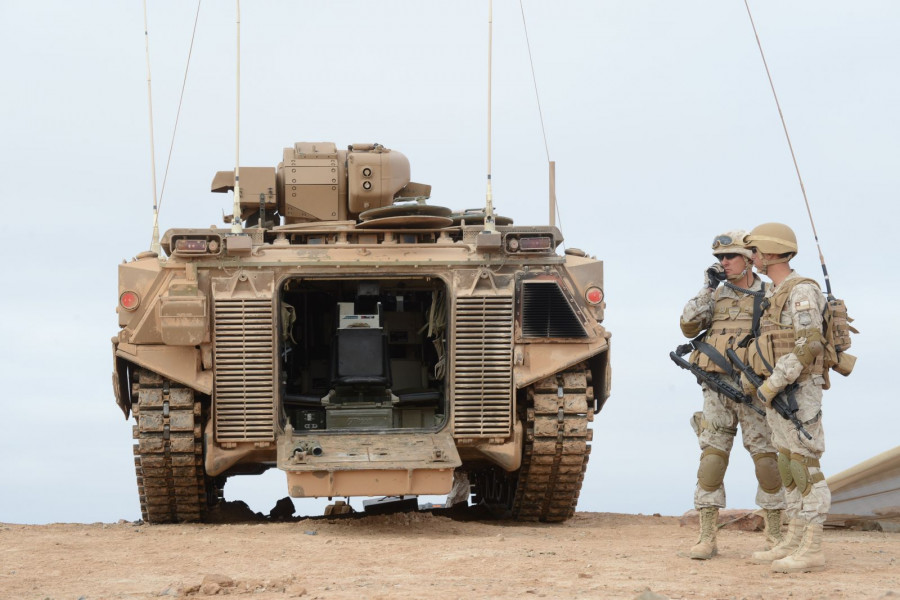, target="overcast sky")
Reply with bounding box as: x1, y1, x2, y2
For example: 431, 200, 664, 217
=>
1, 1, 897, 524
